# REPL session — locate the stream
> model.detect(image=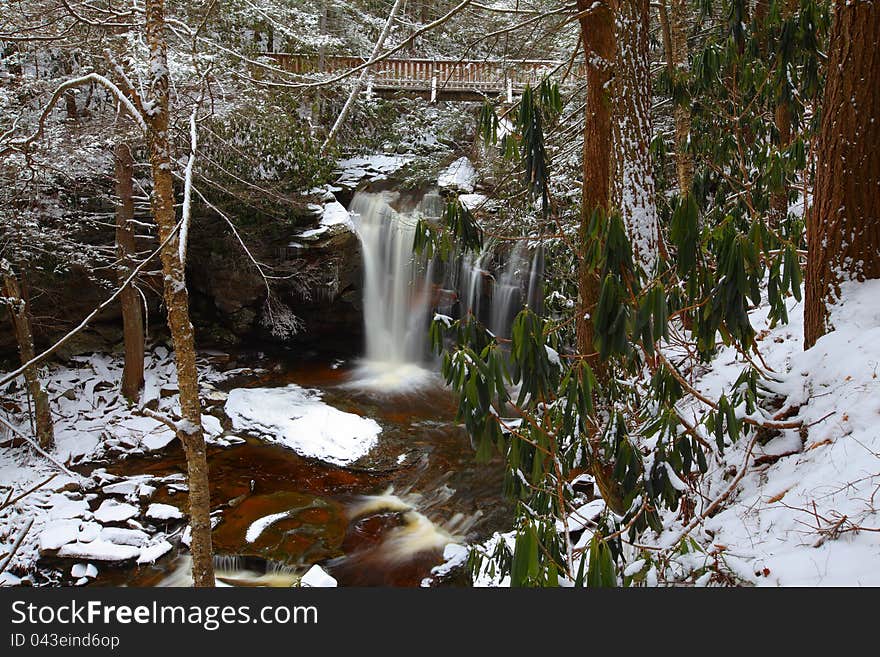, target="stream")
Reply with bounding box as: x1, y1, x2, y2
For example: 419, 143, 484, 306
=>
89, 353, 511, 587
